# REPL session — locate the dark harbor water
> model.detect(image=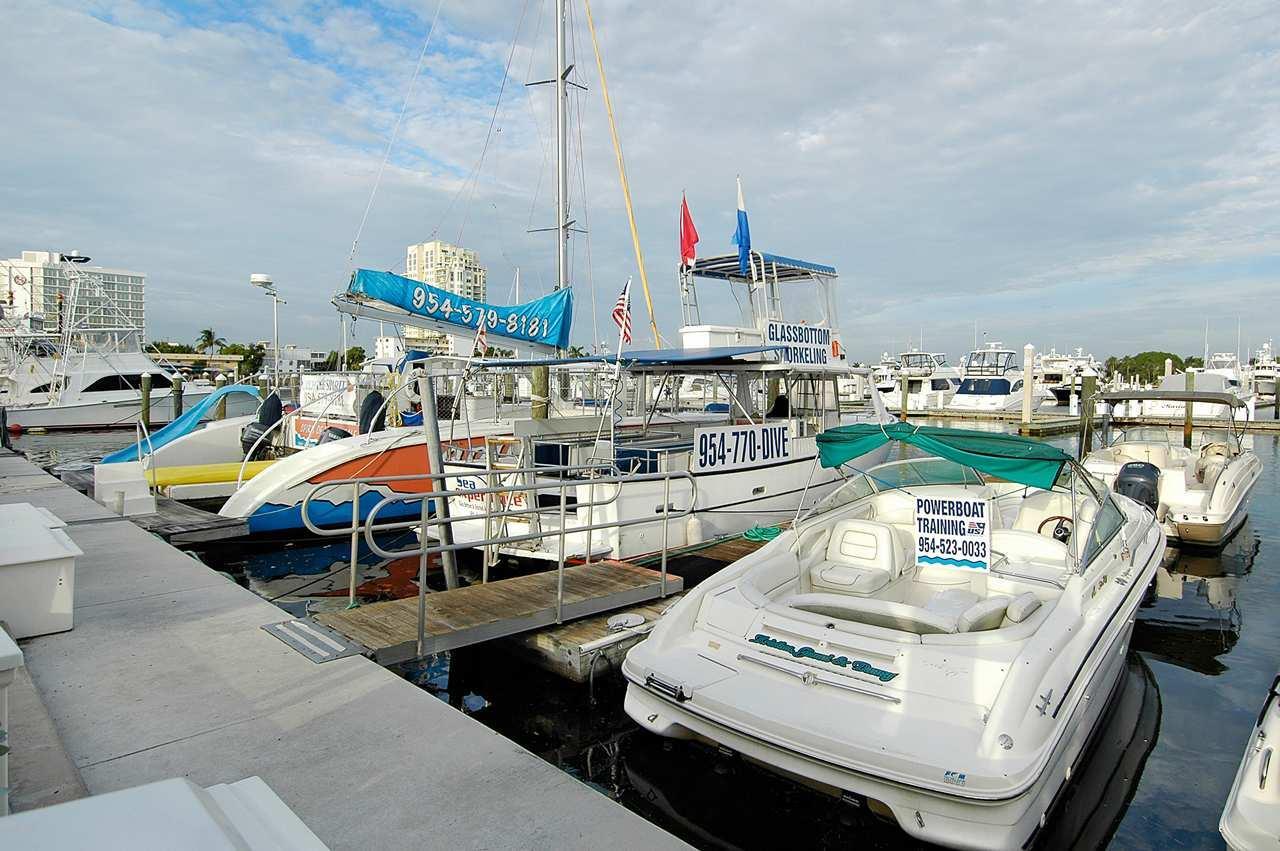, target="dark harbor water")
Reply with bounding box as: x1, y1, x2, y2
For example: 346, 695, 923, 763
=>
17, 424, 1280, 849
